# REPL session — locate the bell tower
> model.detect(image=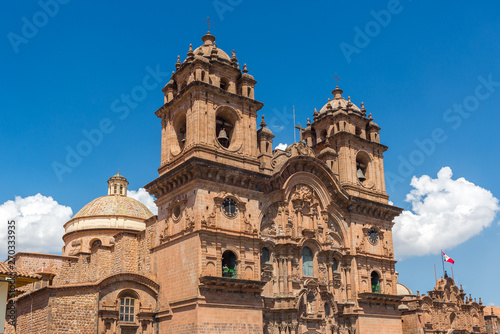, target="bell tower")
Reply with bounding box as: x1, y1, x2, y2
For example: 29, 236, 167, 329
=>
157, 31, 264, 176
302, 84, 389, 204
146, 31, 268, 333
